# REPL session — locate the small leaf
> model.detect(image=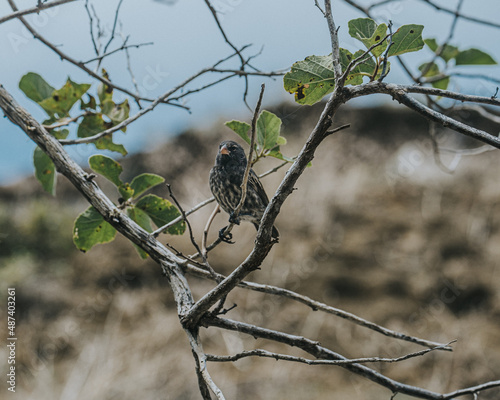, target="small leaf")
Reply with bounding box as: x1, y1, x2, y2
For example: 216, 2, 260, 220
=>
89, 155, 123, 186
52, 128, 69, 140
73, 206, 117, 252
455, 48, 497, 65
130, 173, 165, 199
276, 136, 287, 146
424, 38, 438, 52
267, 149, 294, 163
419, 62, 449, 90
19, 72, 55, 103
388, 24, 424, 57
118, 182, 134, 201
106, 99, 130, 127
78, 114, 127, 155
225, 120, 251, 145
95, 135, 127, 156
33, 146, 56, 195
38, 78, 91, 117
257, 110, 282, 150
127, 207, 153, 259
424, 39, 459, 63
81, 94, 97, 110
136, 194, 185, 235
